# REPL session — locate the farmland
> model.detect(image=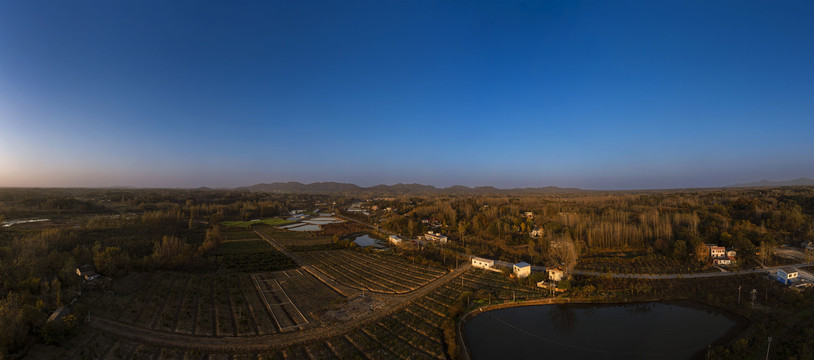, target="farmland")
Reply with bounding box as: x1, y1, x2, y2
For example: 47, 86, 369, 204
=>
254, 225, 335, 247
40, 267, 545, 359
85, 269, 343, 337
296, 250, 447, 294
206, 239, 297, 272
